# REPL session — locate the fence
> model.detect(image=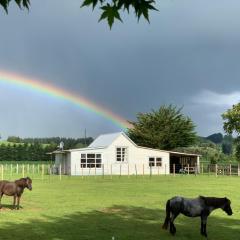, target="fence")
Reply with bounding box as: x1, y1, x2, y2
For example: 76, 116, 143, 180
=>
0, 162, 238, 180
